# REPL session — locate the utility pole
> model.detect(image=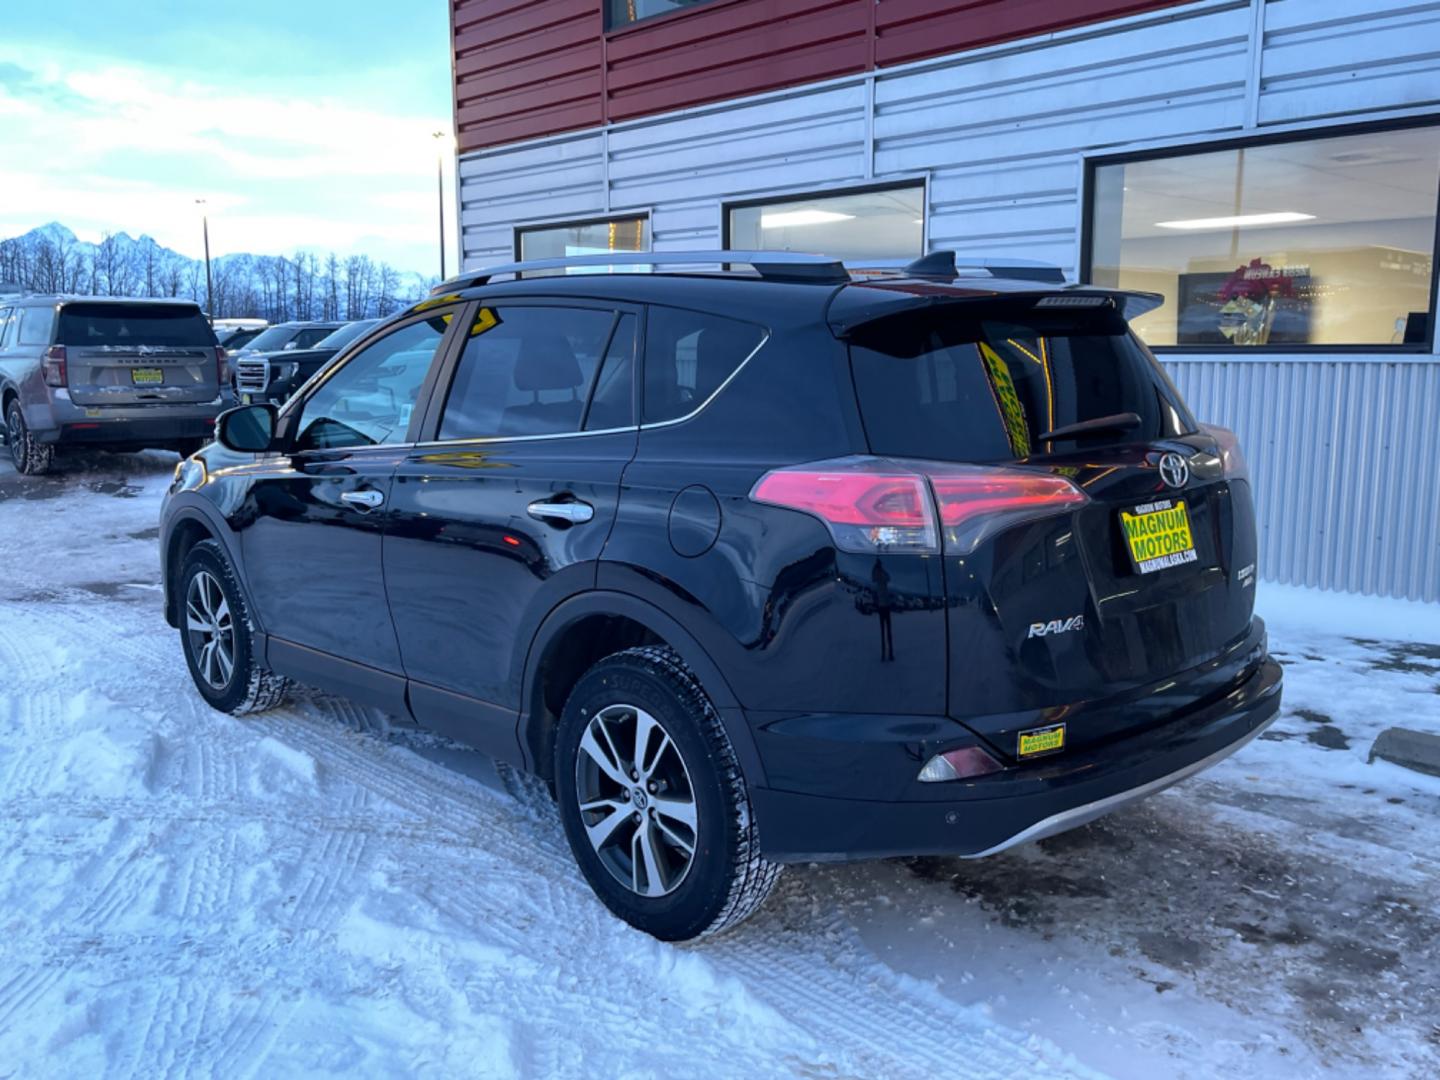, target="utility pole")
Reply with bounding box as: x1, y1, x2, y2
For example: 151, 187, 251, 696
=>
433, 131, 448, 281
196, 198, 214, 321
